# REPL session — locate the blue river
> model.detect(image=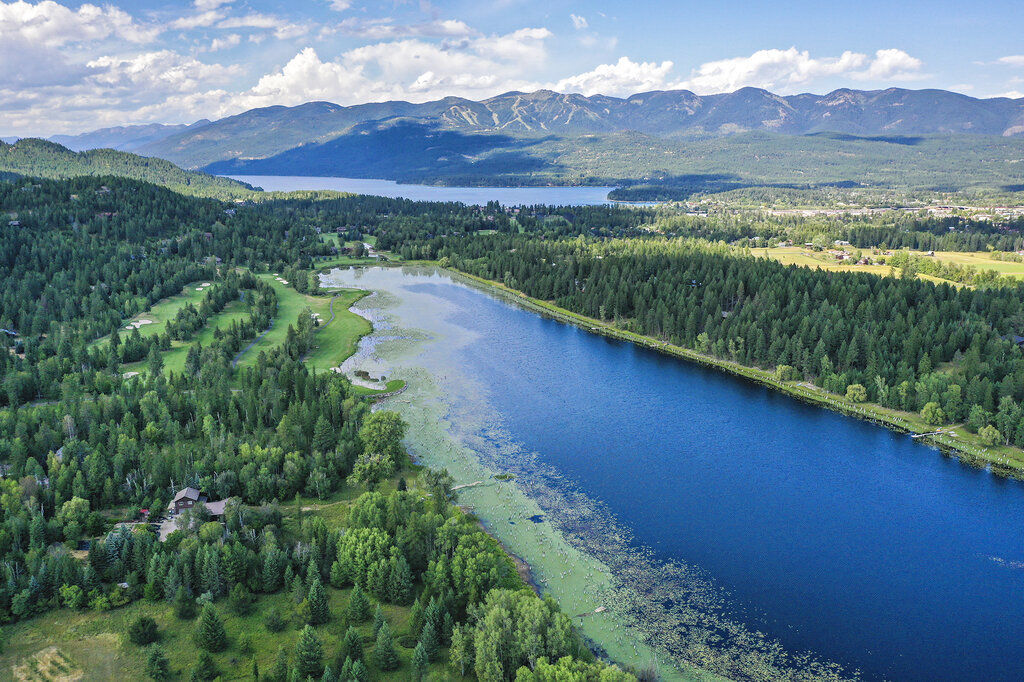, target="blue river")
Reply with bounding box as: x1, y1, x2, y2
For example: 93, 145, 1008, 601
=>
335, 267, 1024, 681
